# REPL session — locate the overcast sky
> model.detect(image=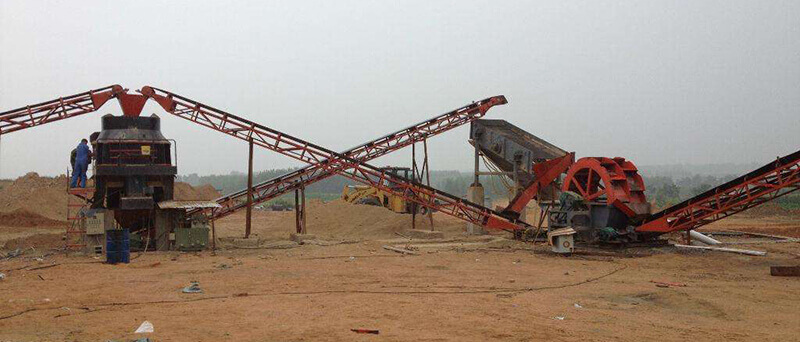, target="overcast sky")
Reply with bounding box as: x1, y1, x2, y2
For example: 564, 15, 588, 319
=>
1, 1, 798, 179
